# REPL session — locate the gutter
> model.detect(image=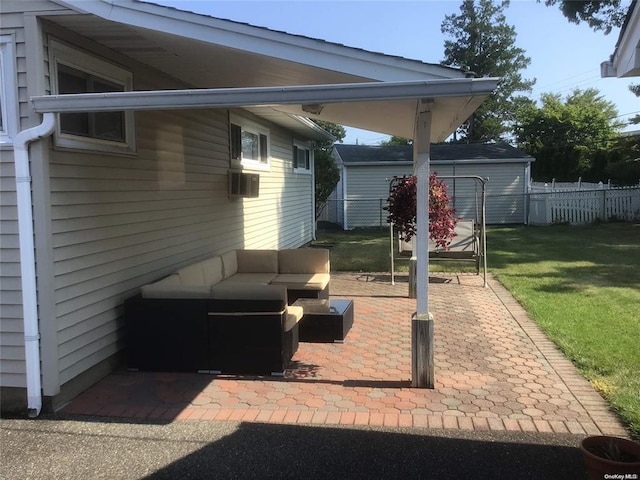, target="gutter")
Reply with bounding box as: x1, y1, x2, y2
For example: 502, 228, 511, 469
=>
13, 113, 56, 418
30, 78, 500, 113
